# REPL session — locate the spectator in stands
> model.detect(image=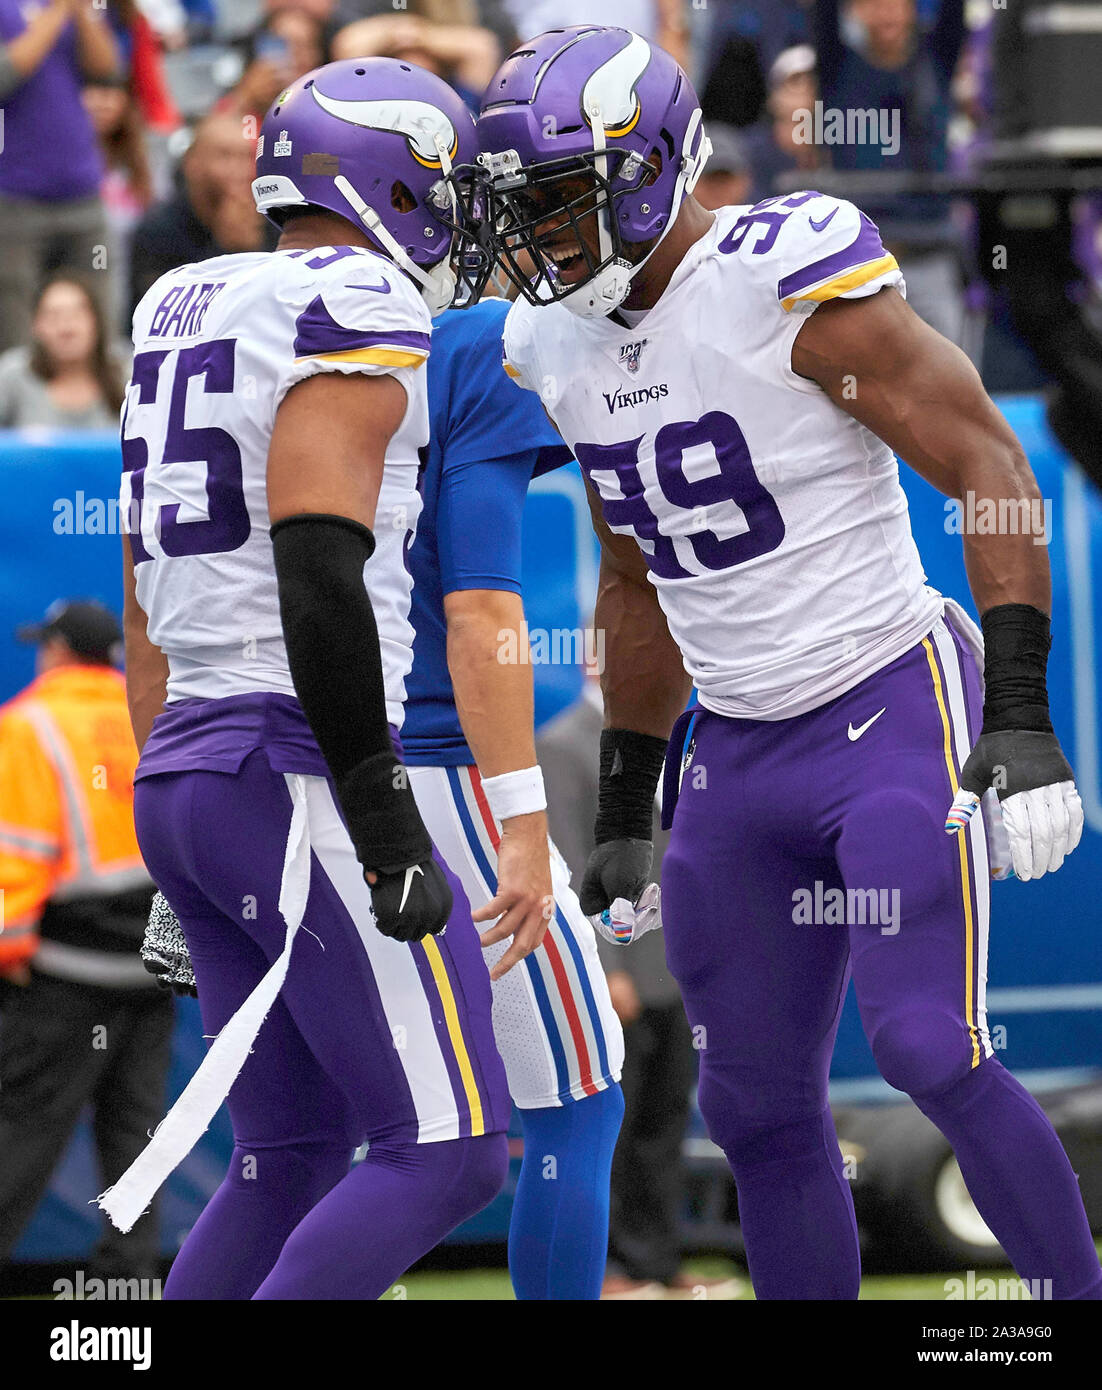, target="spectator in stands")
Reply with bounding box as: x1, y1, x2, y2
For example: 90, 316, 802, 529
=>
538, 677, 739, 1301
811, 0, 969, 343
0, 272, 125, 430
132, 0, 191, 51
85, 74, 167, 332
0, 0, 122, 355
331, 0, 517, 62
107, 0, 181, 133
0, 600, 170, 1286
698, 0, 809, 128
695, 124, 752, 211
332, 11, 500, 104
272, 0, 336, 21
219, 7, 332, 124
741, 44, 823, 202
701, 0, 810, 77
493, 1, 689, 66
128, 111, 273, 316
